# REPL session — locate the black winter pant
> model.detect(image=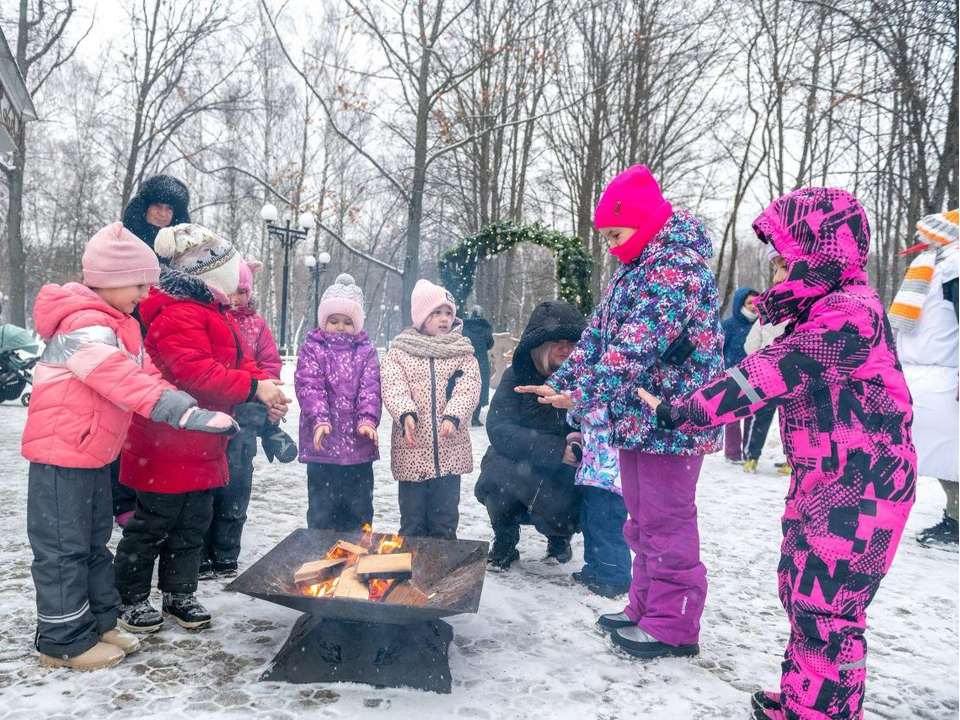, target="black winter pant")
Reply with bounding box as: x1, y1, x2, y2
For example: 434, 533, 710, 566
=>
202, 403, 266, 570
744, 404, 777, 461
306, 462, 375, 532
27, 462, 120, 658
483, 478, 581, 549
109, 455, 137, 517
398, 475, 460, 539
114, 489, 213, 603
